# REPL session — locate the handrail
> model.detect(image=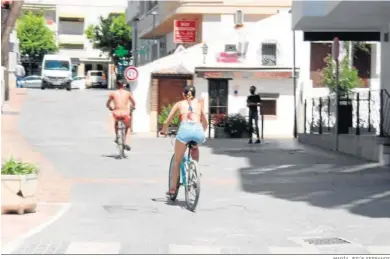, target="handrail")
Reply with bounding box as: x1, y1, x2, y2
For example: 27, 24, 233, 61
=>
380, 89, 390, 137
